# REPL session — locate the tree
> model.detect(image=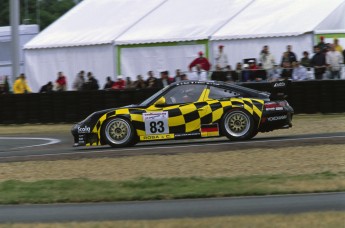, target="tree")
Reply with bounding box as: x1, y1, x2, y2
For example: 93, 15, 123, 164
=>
0, 0, 78, 30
